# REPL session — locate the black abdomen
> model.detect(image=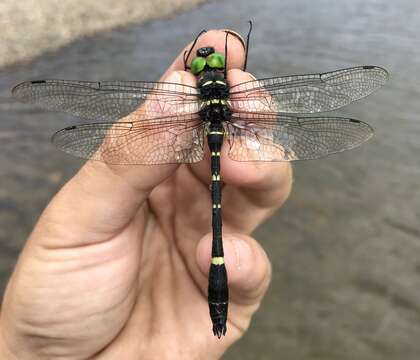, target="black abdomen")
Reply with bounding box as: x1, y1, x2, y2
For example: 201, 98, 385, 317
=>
208, 262, 228, 338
